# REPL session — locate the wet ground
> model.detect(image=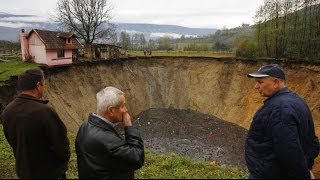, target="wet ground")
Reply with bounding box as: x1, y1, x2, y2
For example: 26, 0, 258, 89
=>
117, 108, 248, 169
